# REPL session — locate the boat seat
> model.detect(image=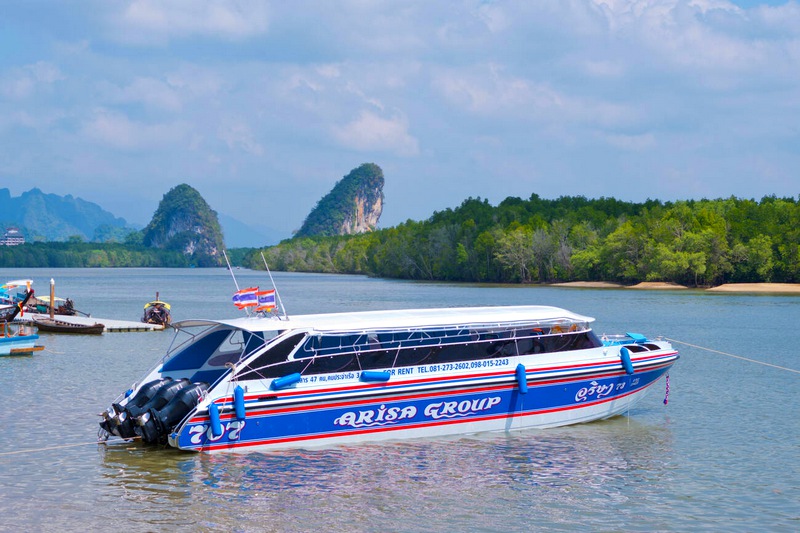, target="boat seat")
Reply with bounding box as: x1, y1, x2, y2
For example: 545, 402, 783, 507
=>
626, 332, 648, 343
